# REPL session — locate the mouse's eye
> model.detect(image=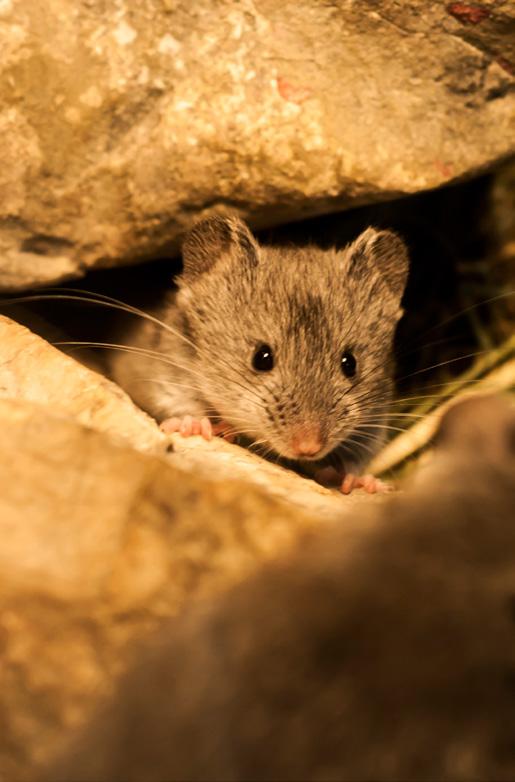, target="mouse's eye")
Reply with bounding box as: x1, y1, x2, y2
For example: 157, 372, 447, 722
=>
252, 343, 274, 372
341, 351, 357, 378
